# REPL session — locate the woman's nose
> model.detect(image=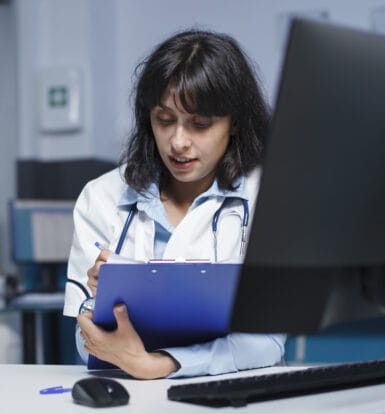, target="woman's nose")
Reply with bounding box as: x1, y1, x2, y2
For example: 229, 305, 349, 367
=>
170, 125, 191, 152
